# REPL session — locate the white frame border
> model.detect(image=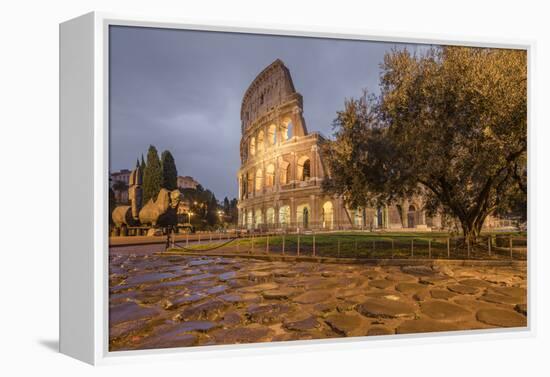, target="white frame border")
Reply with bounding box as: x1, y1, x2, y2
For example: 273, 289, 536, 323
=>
62, 11, 536, 365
